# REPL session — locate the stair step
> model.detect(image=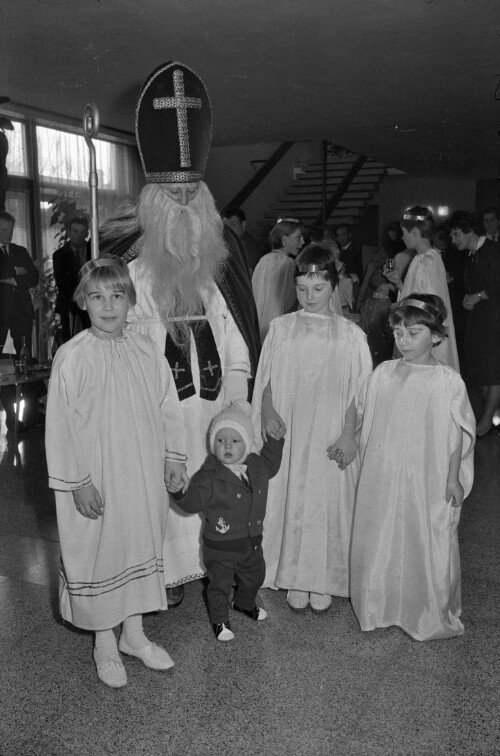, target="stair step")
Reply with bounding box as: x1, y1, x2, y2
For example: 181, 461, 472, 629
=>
262, 208, 362, 222
305, 159, 387, 170
274, 193, 373, 204
295, 169, 385, 181
285, 180, 379, 191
